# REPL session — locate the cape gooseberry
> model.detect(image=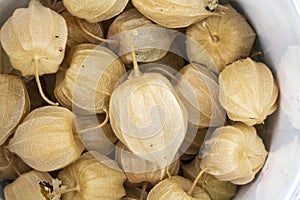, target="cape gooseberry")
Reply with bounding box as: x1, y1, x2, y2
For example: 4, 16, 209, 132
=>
107, 8, 176, 64
115, 141, 180, 186
62, 0, 129, 23
0, 74, 30, 145
200, 123, 268, 185
0, 0, 68, 106
131, 0, 225, 28
176, 63, 226, 127
55, 43, 126, 114
182, 157, 237, 200
7, 106, 84, 172
109, 41, 188, 168
219, 58, 279, 126
186, 4, 256, 73
4, 170, 60, 200
56, 152, 126, 200
147, 176, 211, 200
